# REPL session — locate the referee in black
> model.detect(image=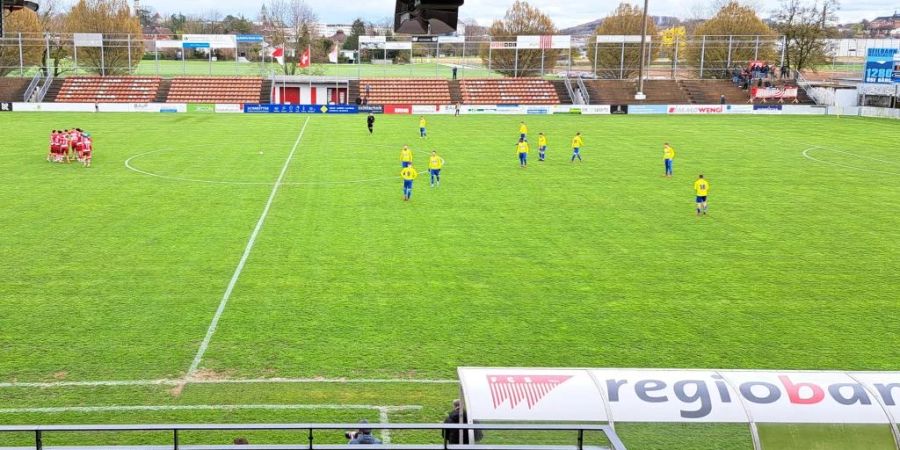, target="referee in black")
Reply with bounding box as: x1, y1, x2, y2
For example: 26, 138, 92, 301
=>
367, 113, 375, 135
